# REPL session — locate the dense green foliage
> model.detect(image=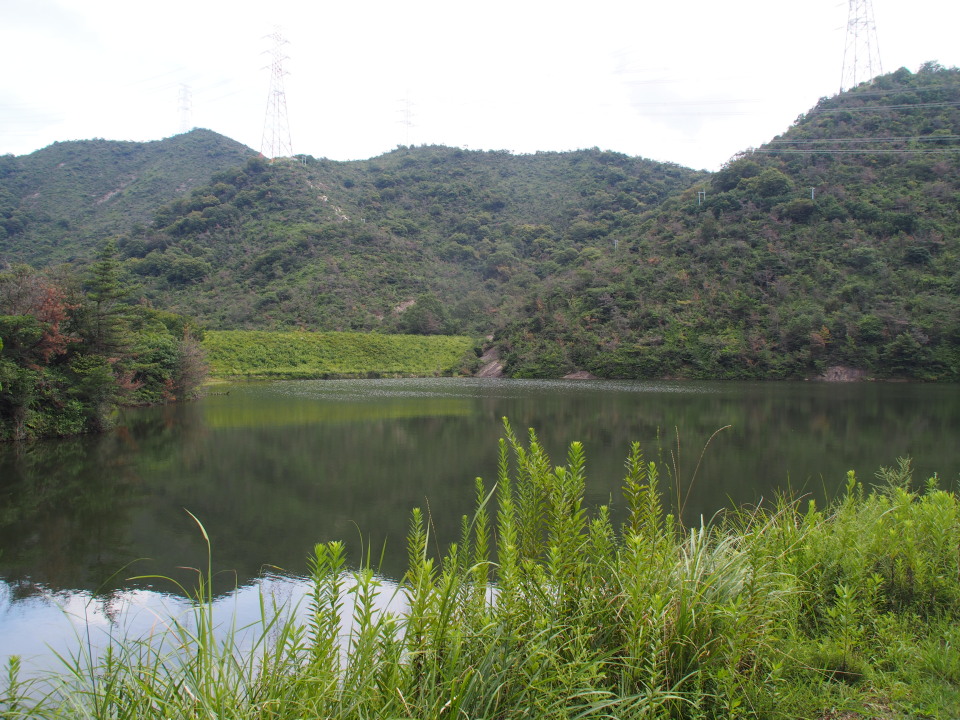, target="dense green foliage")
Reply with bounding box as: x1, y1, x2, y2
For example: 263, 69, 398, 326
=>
202, 329, 476, 378
0, 255, 207, 440
4, 426, 959, 718
105, 147, 700, 335
0, 129, 255, 263
498, 64, 960, 380
3, 64, 960, 380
